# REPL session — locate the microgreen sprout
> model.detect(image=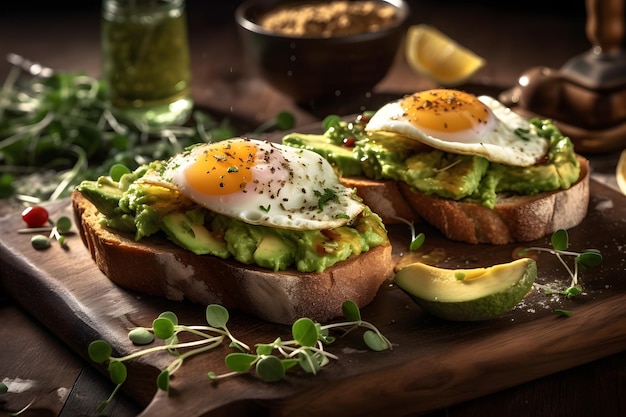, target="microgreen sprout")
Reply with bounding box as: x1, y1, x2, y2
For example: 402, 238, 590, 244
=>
19, 213, 73, 250
253, 110, 296, 134
520, 229, 603, 299
393, 216, 425, 251
0, 60, 236, 204
89, 301, 391, 412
